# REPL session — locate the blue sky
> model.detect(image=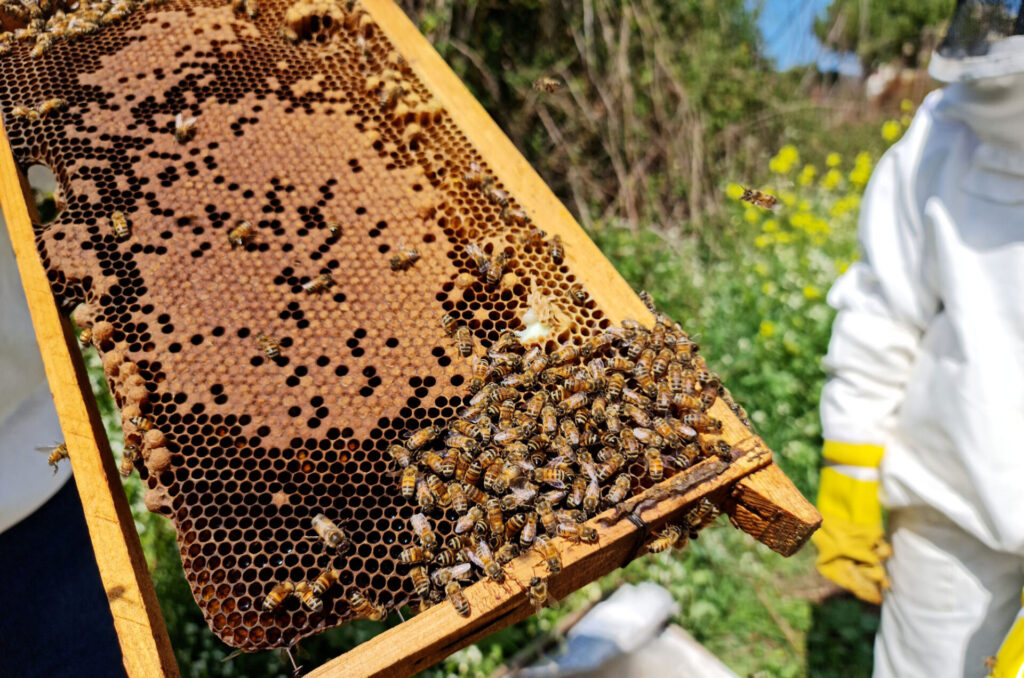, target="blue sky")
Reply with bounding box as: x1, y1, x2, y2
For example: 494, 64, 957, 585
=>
755, 0, 863, 75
